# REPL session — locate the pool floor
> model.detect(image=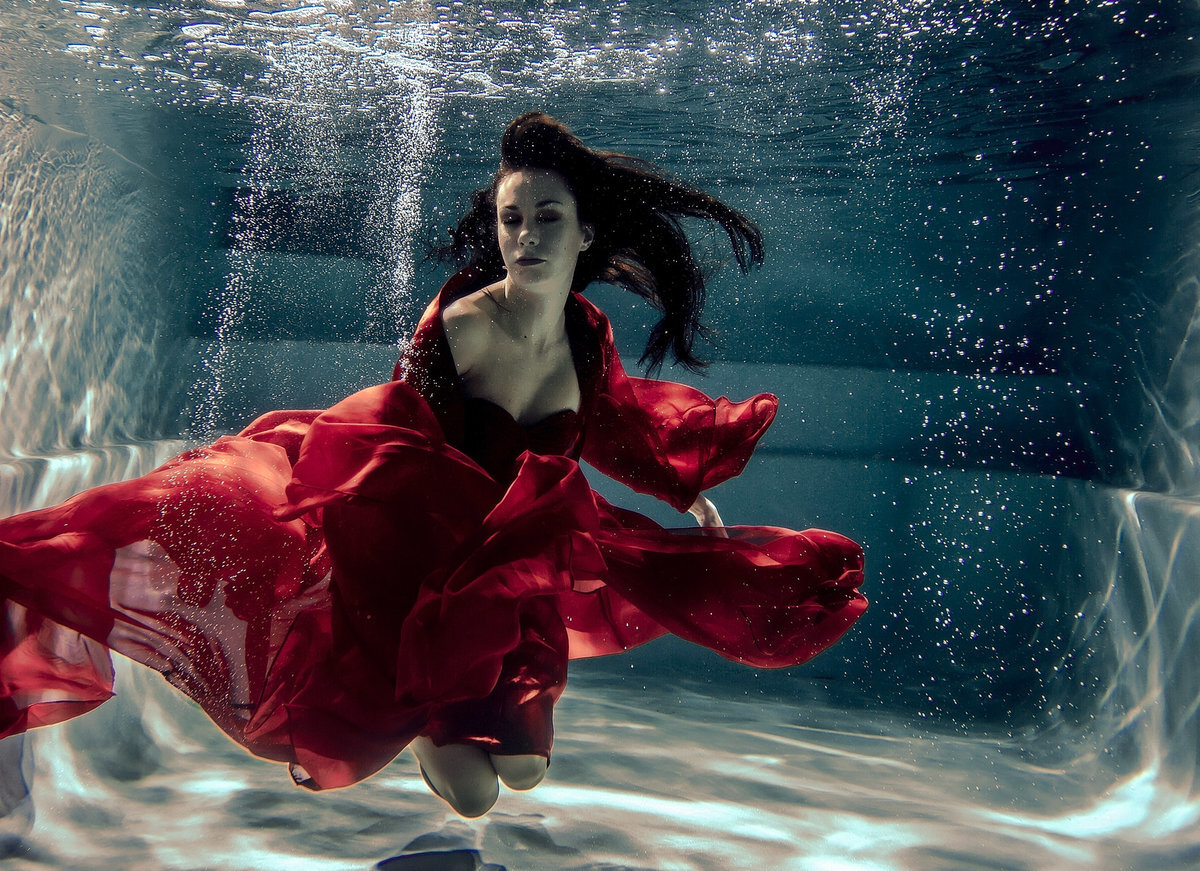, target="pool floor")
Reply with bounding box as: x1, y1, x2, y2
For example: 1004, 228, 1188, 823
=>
5, 661, 1197, 871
